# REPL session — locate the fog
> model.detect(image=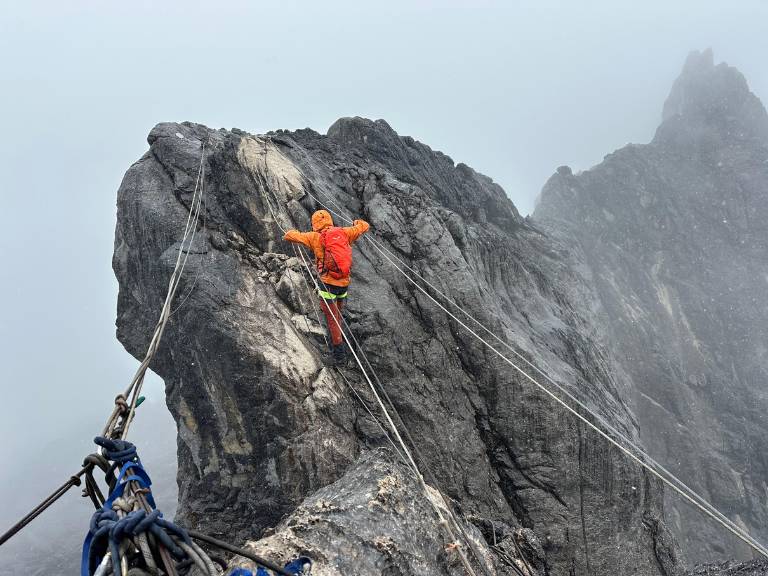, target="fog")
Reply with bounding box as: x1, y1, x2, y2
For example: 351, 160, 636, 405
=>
1, 0, 767, 572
